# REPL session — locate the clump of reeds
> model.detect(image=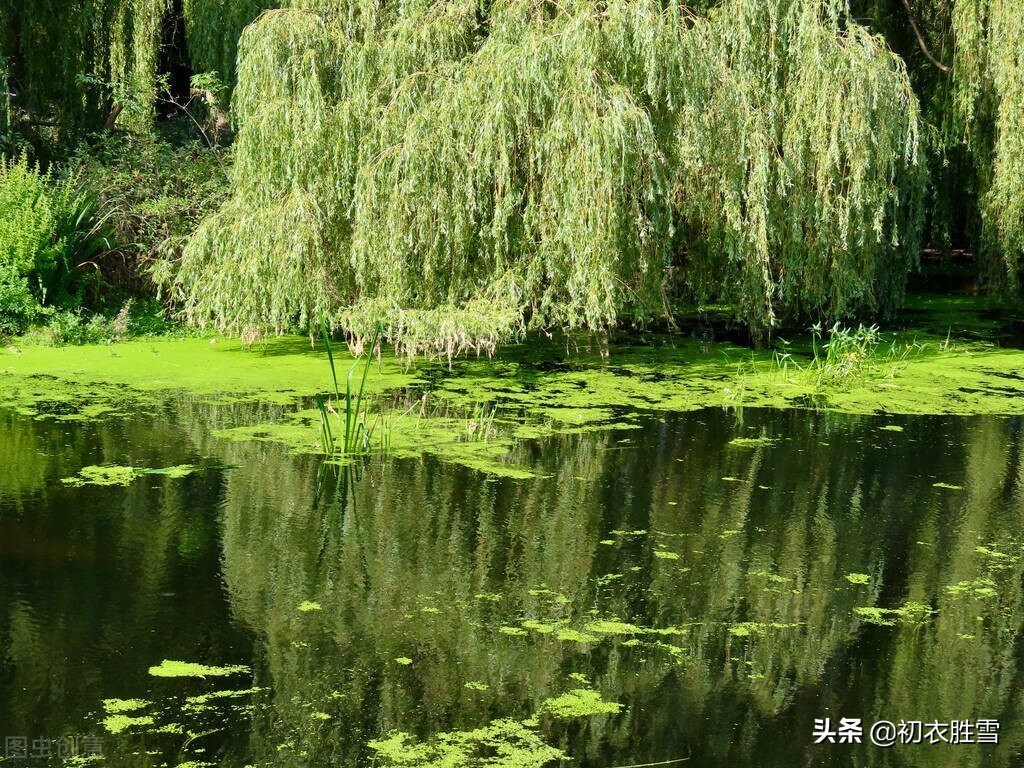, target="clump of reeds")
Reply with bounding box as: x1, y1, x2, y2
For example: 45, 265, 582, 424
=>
807, 322, 921, 387
316, 322, 389, 455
